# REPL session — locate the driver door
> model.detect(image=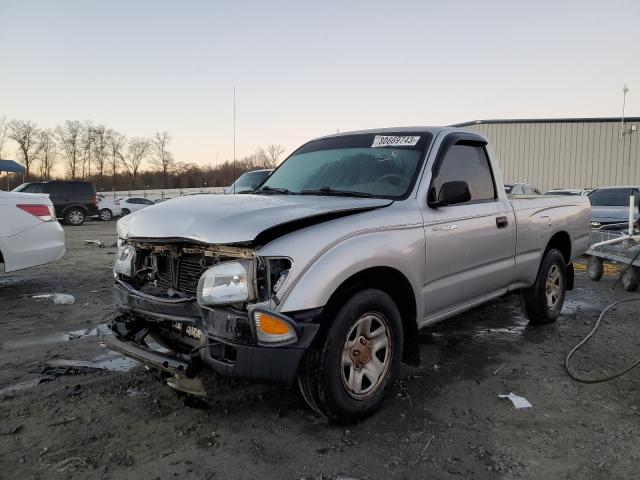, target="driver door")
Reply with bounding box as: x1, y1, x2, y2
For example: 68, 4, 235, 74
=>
421, 135, 516, 321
